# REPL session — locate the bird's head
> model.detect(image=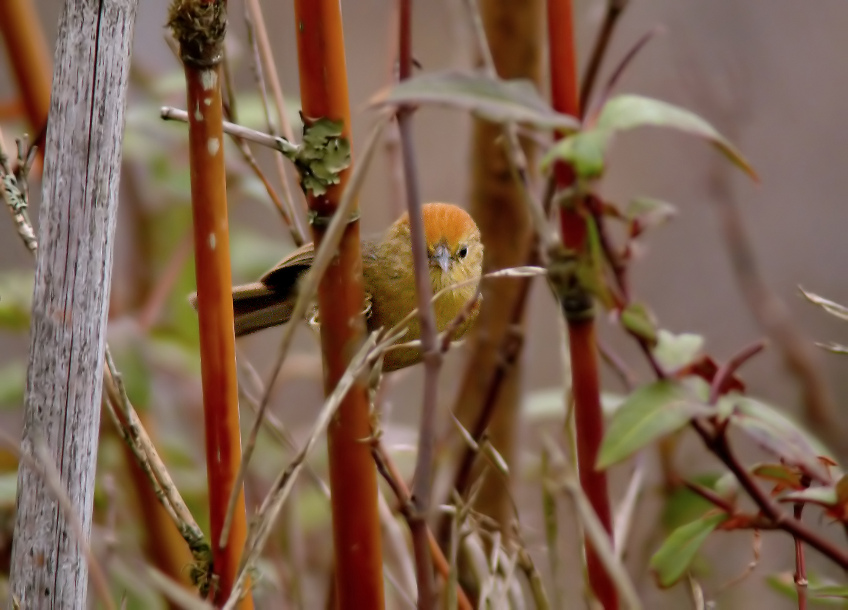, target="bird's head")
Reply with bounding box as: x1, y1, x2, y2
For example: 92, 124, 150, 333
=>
421, 203, 483, 291
387, 202, 484, 291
